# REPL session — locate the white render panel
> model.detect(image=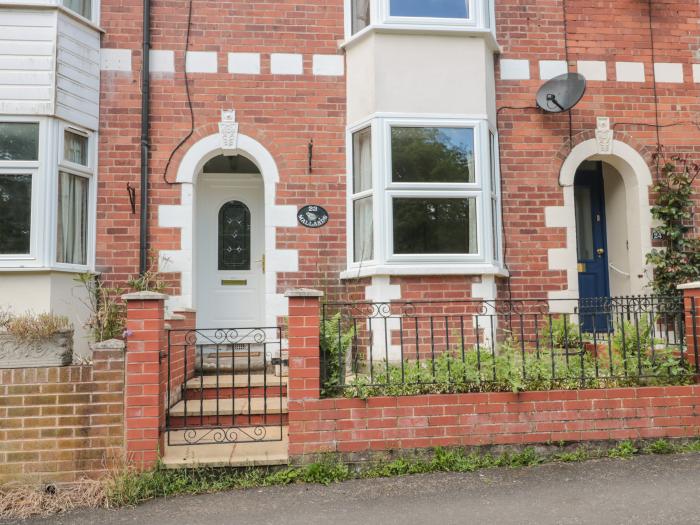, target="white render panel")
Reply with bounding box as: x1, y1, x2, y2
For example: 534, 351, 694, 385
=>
693, 64, 700, 83
577, 60, 607, 81
185, 51, 217, 73
654, 62, 683, 83
0, 9, 56, 115
228, 52, 260, 74
312, 54, 344, 76
500, 59, 530, 80
150, 50, 175, 73
538, 60, 567, 80
615, 61, 645, 83
100, 48, 132, 71
56, 13, 100, 129
270, 53, 303, 75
